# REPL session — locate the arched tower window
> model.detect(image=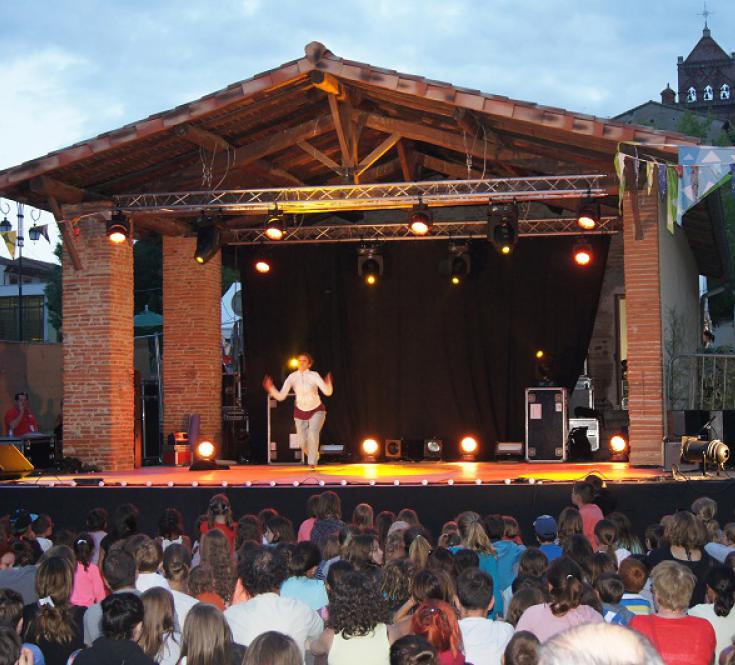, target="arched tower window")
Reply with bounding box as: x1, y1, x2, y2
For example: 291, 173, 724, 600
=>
721, 84, 731, 100
687, 87, 697, 102
703, 85, 714, 101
